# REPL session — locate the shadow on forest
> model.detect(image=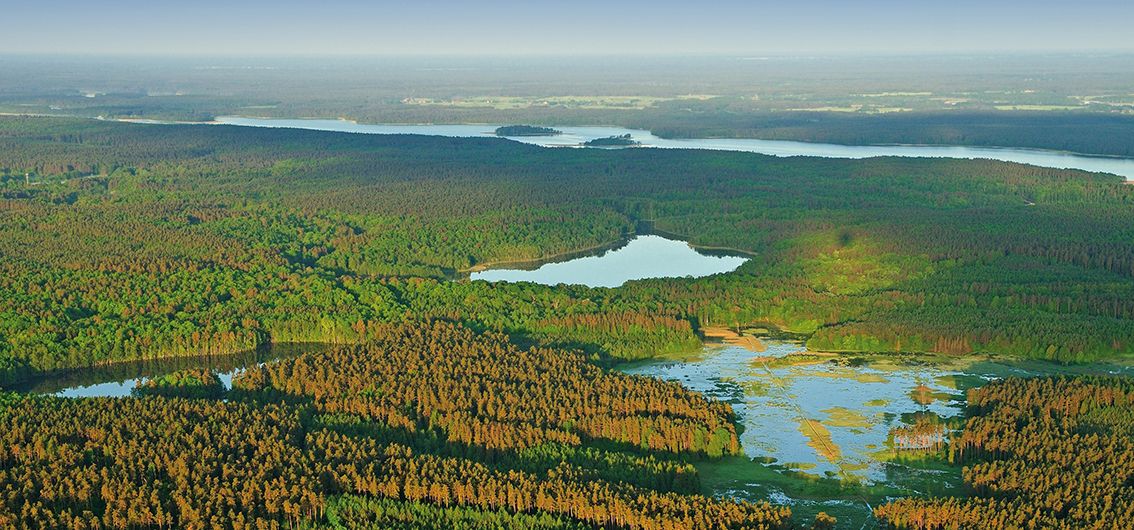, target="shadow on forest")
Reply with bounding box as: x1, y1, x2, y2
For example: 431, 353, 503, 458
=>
6, 343, 330, 394
227, 384, 702, 495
